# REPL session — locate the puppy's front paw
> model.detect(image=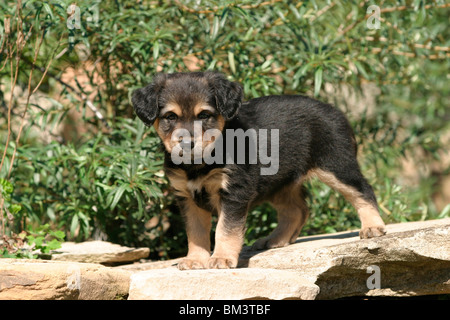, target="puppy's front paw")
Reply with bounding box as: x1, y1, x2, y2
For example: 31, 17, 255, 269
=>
208, 257, 237, 269
178, 258, 207, 270
359, 225, 386, 239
